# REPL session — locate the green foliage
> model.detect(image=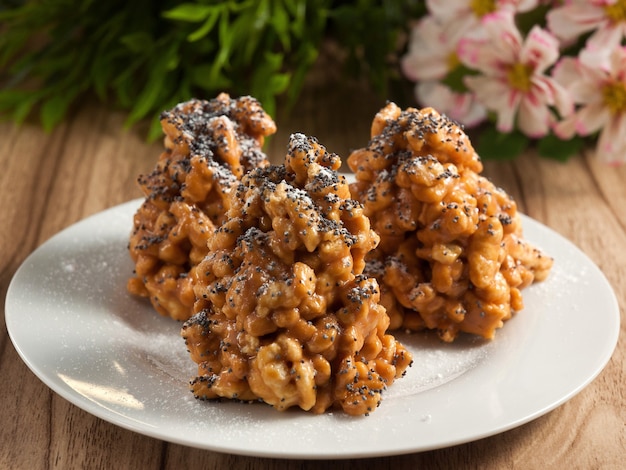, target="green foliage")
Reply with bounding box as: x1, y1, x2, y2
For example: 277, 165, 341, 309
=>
476, 126, 584, 162
514, 3, 551, 33
0, 0, 418, 139
476, 126, 530, 161
441, 64, 476, 94
537, 133, 584, 162
329, 0, 425, 93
